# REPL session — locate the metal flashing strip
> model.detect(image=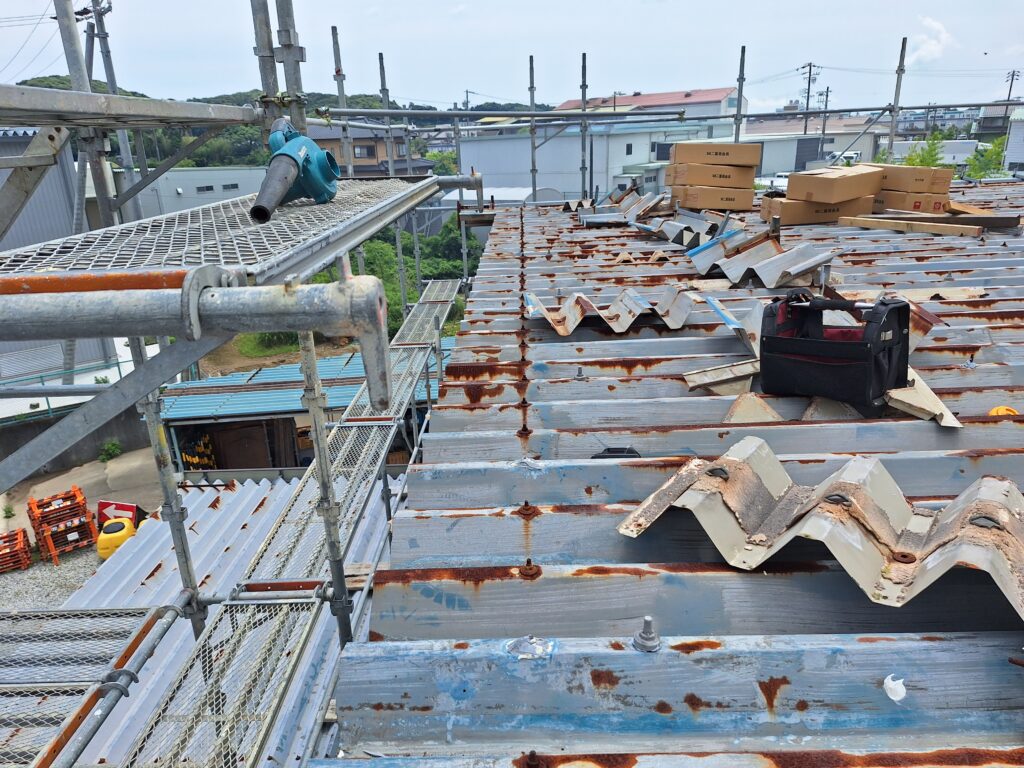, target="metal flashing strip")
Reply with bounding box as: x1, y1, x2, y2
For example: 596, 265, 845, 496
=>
619, 435, 1024, 618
